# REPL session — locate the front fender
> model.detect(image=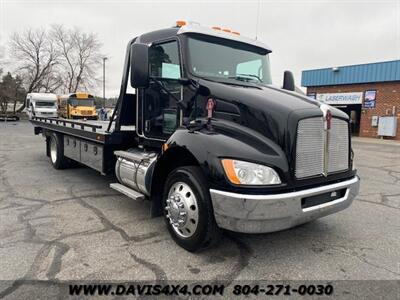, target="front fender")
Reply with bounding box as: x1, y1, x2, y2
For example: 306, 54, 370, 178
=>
165, 123, 289, 194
